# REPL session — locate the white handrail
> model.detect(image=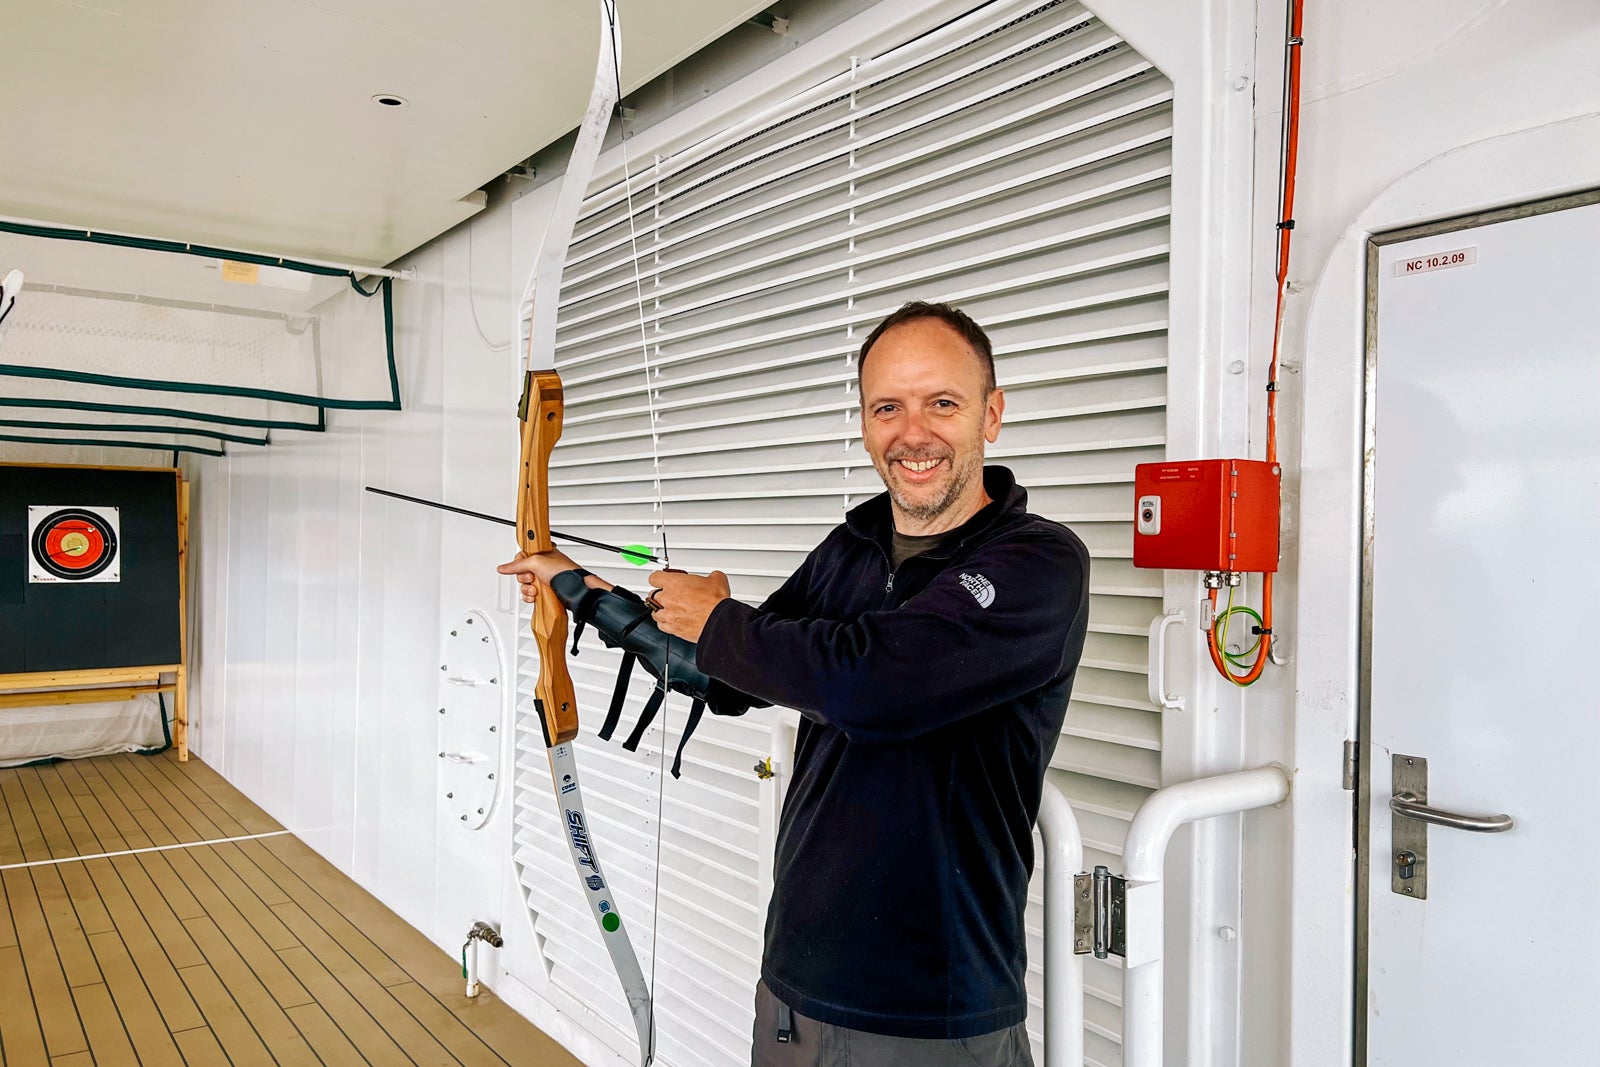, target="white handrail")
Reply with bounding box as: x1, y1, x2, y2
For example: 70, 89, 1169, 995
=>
1120, 766, 1290, 1067
1037, 780, 1085, 1067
